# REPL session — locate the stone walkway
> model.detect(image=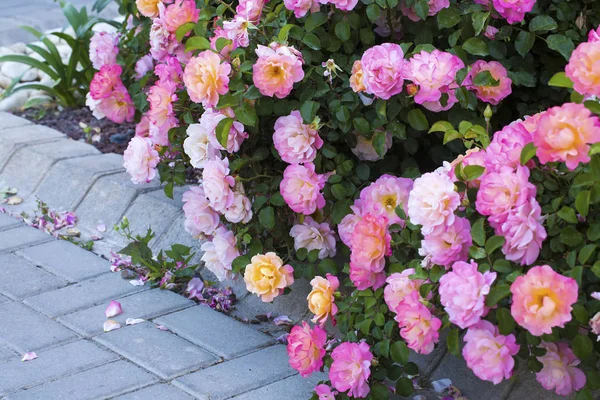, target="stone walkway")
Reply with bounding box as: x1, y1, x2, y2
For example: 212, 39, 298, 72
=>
0, 113, 571, 399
